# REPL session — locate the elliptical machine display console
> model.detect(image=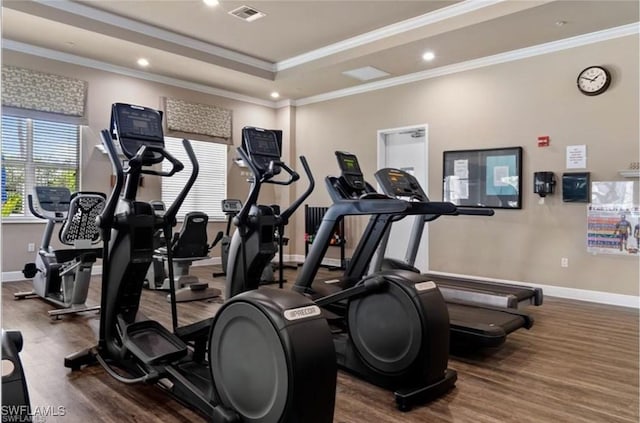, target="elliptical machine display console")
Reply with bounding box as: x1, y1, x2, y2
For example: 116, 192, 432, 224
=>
64, 104, 337, 423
